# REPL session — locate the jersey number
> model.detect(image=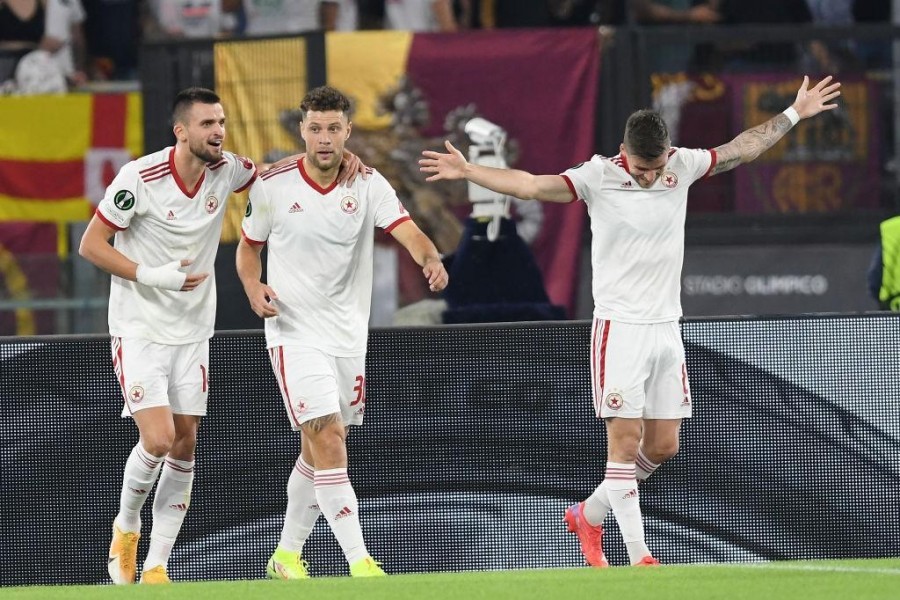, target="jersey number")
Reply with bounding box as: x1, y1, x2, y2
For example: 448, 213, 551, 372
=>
350, 375, 365, 406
